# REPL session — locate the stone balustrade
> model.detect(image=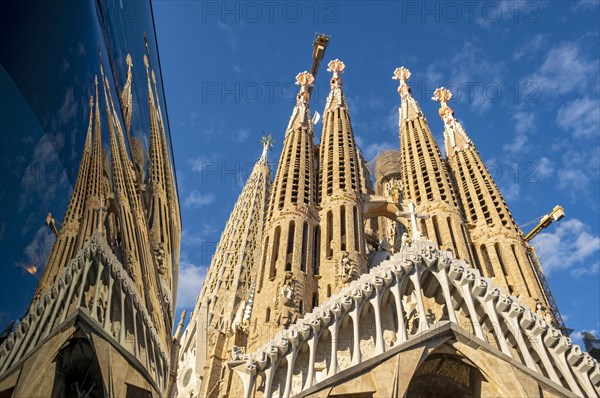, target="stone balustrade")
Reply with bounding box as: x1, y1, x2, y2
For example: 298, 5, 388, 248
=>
0, 233, 169, 392
230, 238, 600, 398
